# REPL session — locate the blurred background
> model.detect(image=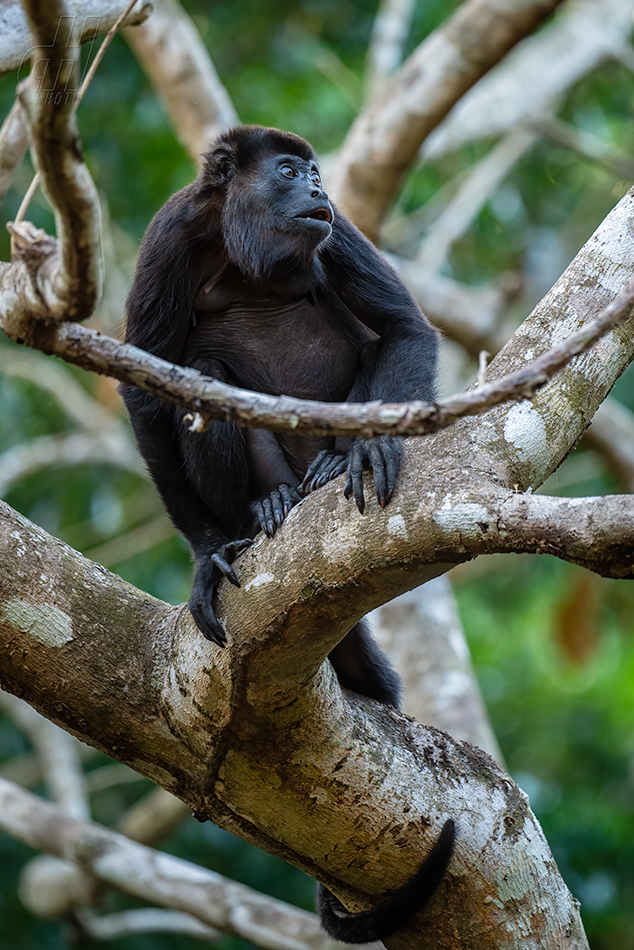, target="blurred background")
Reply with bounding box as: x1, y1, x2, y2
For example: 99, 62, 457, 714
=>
1, 0, 633, 947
